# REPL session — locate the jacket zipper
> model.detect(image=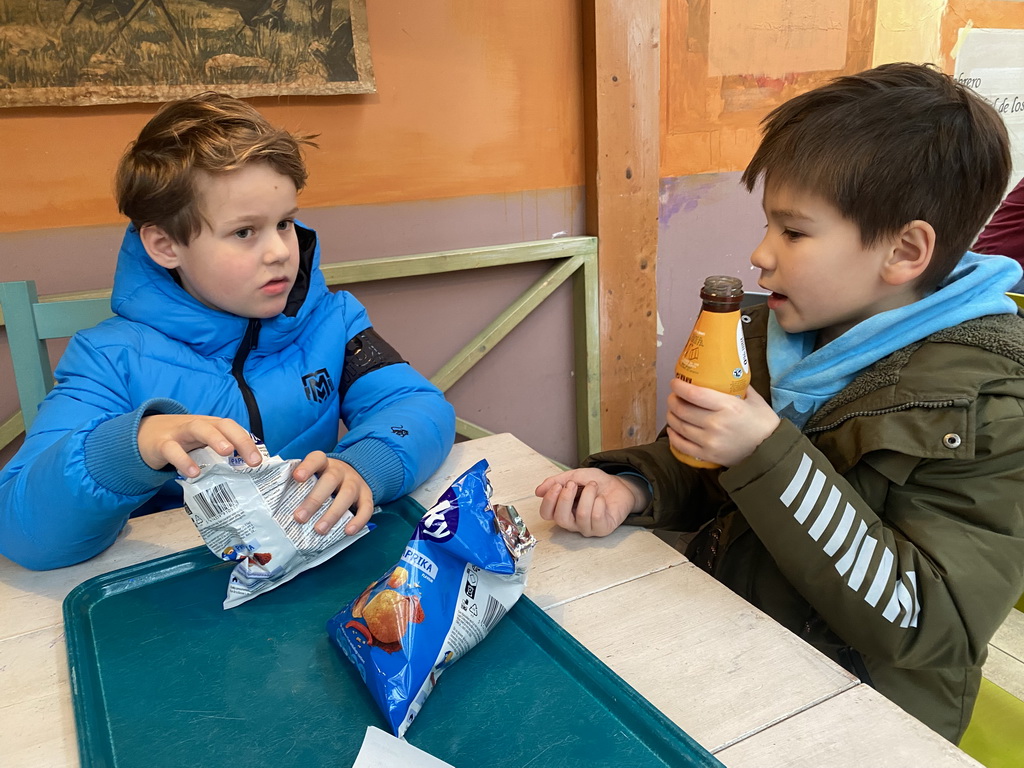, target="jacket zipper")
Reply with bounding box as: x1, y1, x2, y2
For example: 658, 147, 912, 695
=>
804, 399, 957, 434
232, 318, 265, 441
